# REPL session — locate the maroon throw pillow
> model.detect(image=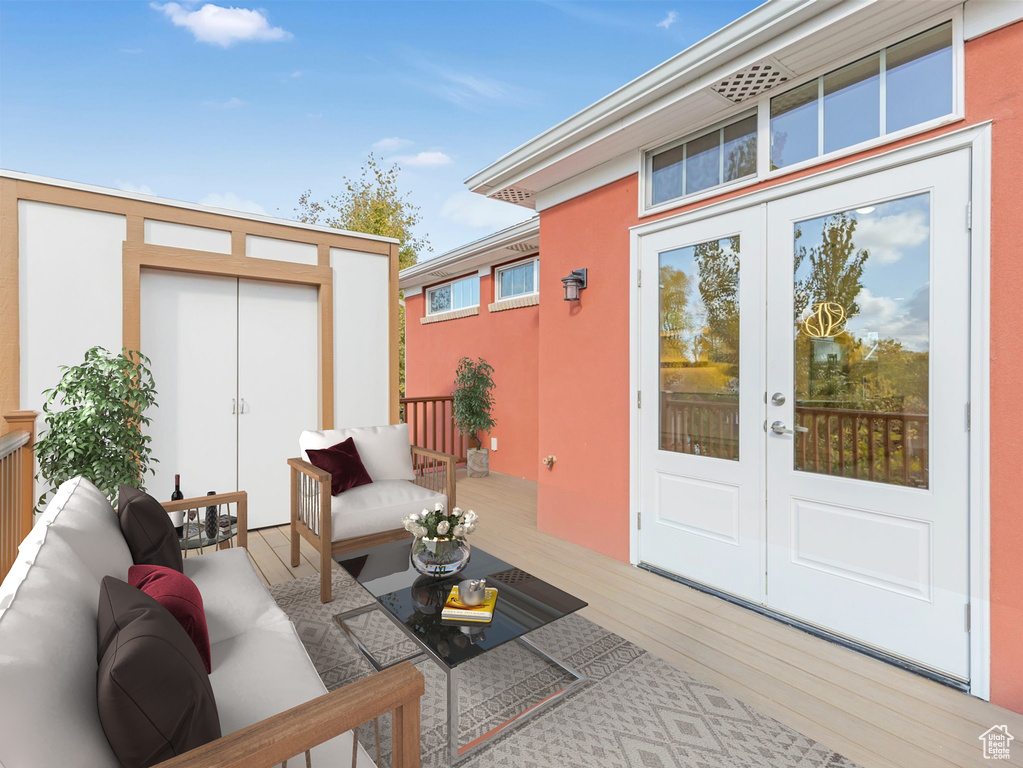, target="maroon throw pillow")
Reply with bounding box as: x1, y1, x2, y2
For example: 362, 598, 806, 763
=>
128, 564, 212, 674
307, 437, 373, 496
